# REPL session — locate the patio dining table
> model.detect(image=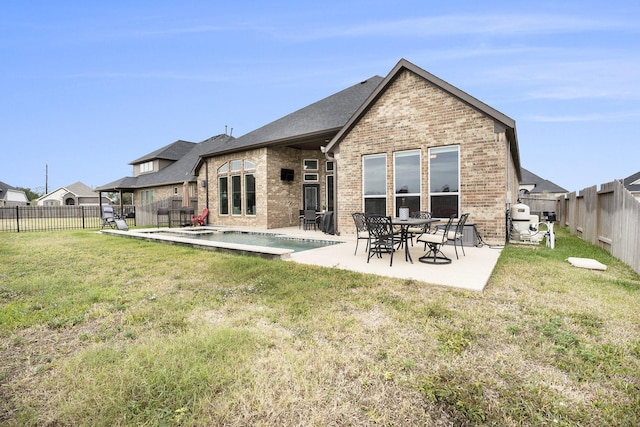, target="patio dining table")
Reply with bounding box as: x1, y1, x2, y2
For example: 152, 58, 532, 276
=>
391, 217, 440, 264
